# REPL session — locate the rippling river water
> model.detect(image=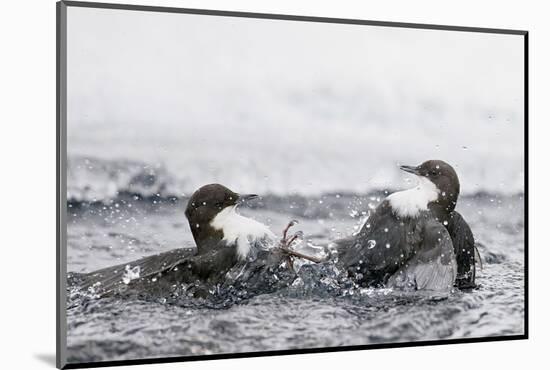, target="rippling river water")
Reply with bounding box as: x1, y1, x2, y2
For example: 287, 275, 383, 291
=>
66, 193, 525, 364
